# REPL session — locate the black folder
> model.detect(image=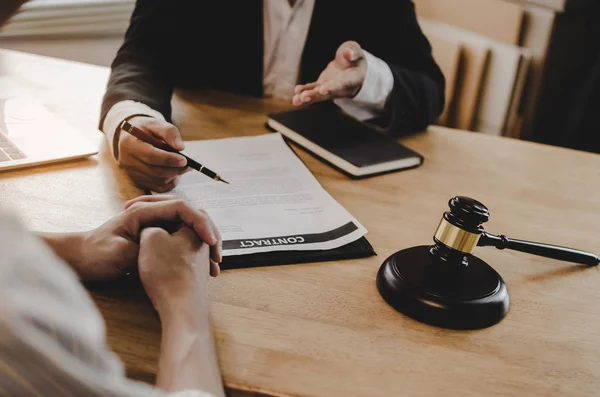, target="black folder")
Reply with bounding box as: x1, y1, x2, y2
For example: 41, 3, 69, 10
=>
221, 237, 376, 269
147, 130, 377, 270
222, 135, 376, 269
220, 141, 377, 269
